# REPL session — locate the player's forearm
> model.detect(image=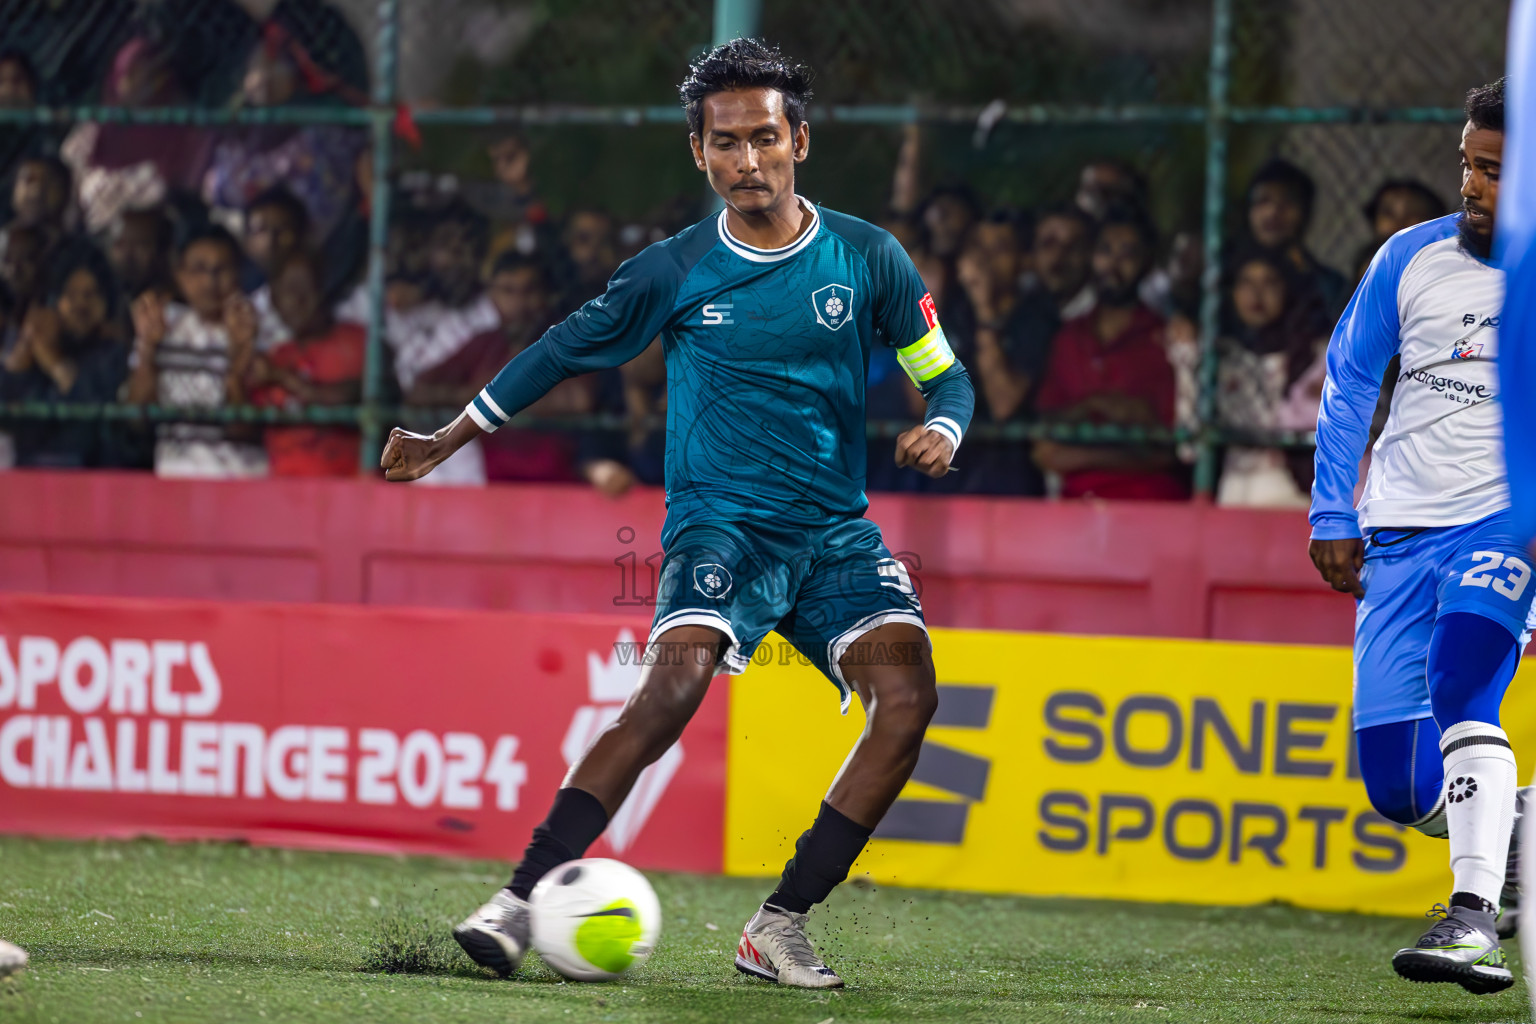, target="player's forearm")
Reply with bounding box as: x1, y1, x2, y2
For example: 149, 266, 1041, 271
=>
1309, 255, 1400, 538
1310, 372, 1380, 539
427, 410, 484, 461
918, 363, 974, 452
465, 338, 573, 433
